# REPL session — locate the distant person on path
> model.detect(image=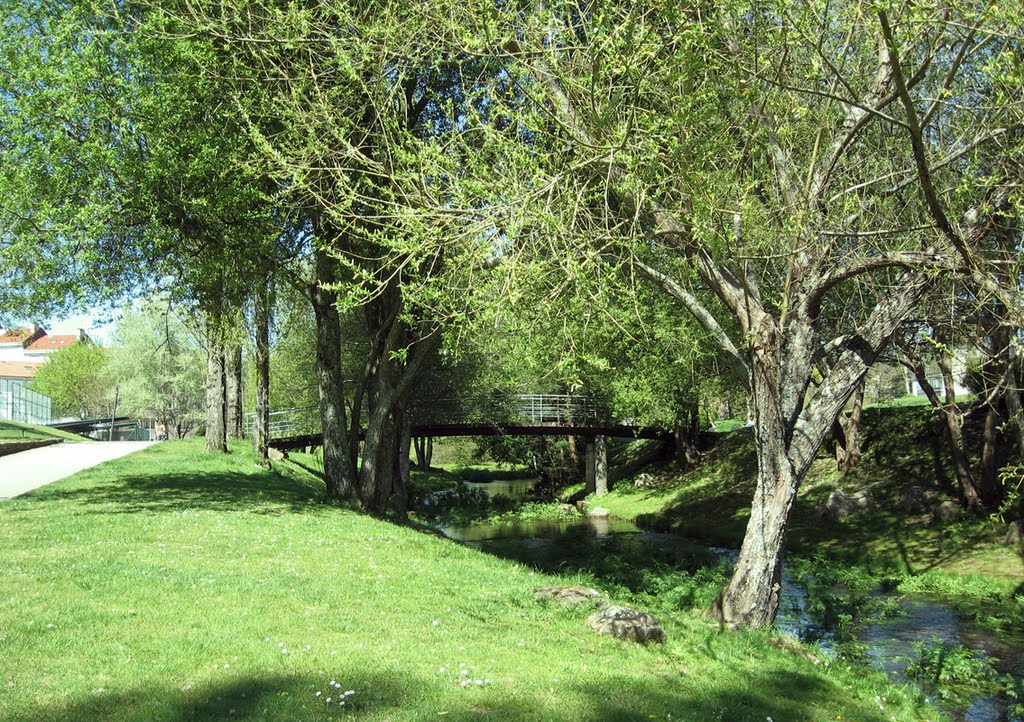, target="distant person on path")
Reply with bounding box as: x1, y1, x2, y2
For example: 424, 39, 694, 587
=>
154, 420, 167, 441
